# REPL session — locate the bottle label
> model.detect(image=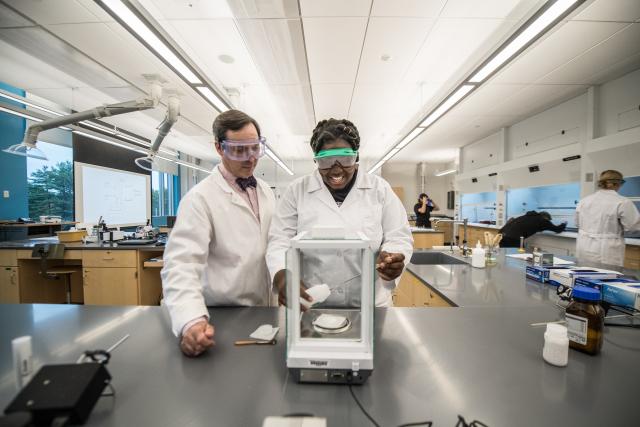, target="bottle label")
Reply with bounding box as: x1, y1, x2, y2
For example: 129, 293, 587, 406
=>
566, 313, 588, 345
